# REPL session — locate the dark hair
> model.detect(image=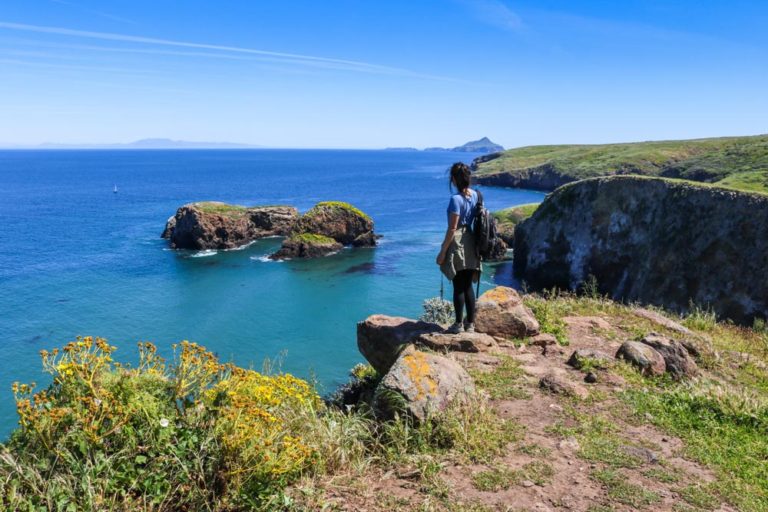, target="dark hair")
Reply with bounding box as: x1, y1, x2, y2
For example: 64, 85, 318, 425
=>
449, 162, 471, 196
